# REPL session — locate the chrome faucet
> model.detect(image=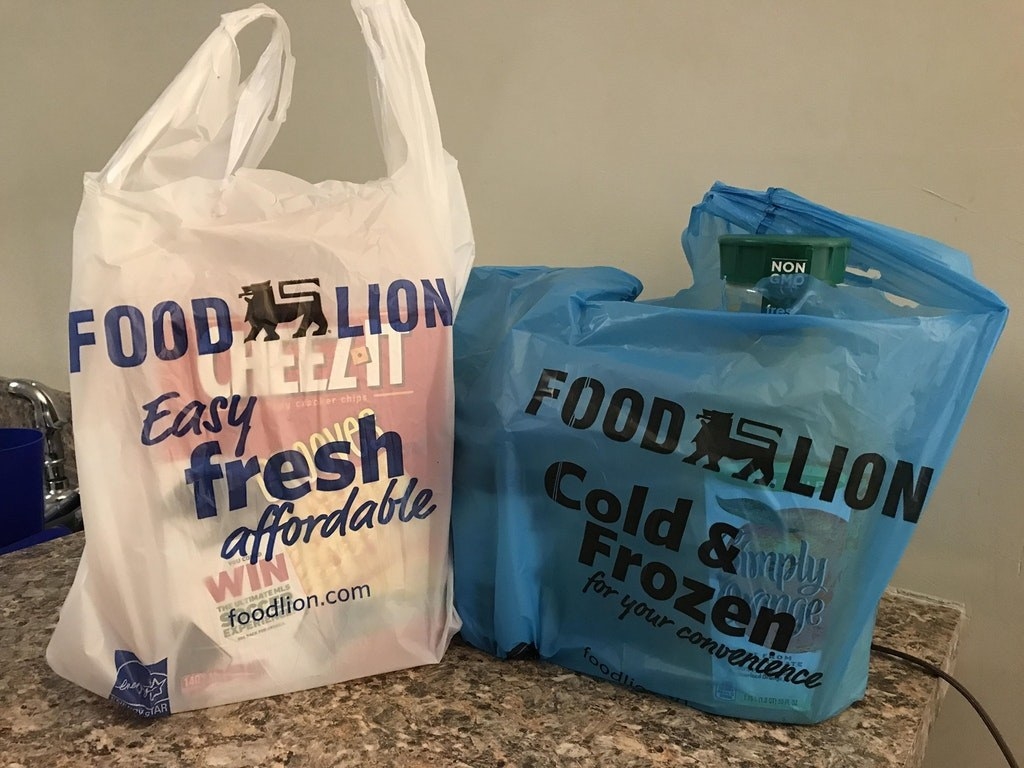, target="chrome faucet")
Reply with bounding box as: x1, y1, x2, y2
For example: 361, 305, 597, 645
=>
6, 379, 81, 526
